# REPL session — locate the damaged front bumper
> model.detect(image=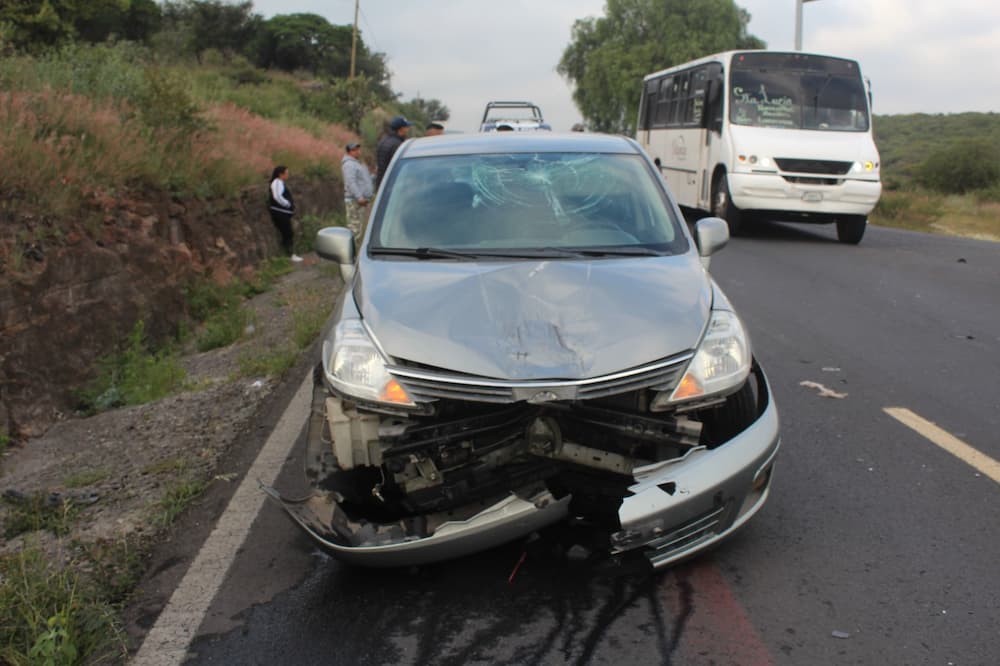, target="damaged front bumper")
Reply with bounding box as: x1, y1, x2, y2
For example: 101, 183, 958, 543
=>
264, 367, 779, 569
612, 381, 780, 568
